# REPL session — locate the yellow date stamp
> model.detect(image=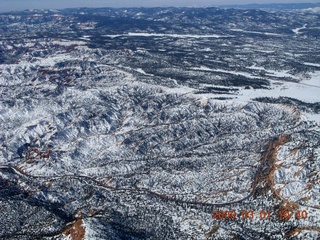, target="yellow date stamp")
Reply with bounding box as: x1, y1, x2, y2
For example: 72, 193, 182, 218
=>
212, 209, 308, 221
